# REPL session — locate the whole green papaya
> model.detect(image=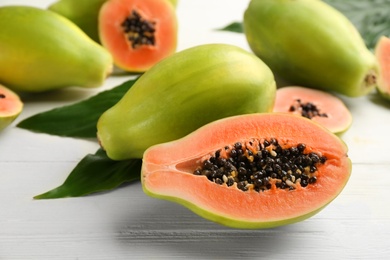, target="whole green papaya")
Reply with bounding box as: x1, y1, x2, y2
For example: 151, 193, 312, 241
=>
48, 0, 107, 42
243, 0, 379, 97
0, 6, 113, 92
97, 44, 276, 160
48, 0, 179, 43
